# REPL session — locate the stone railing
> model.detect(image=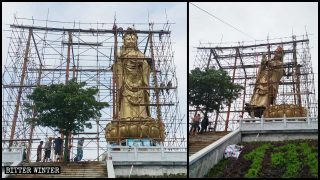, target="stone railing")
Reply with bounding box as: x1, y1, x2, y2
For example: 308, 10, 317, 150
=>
107, 145, 187, 162
240, 116, 318, 131
2, 146, 25, 178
